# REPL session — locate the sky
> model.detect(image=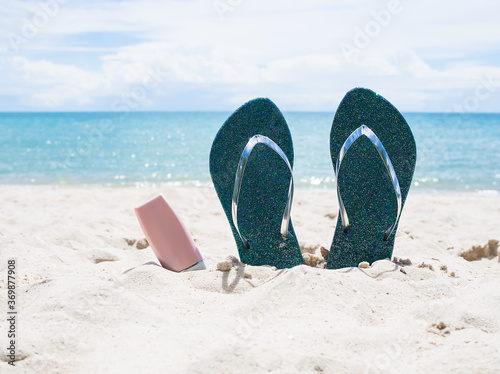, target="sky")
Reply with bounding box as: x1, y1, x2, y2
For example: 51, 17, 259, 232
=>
0, 0, 499, 112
